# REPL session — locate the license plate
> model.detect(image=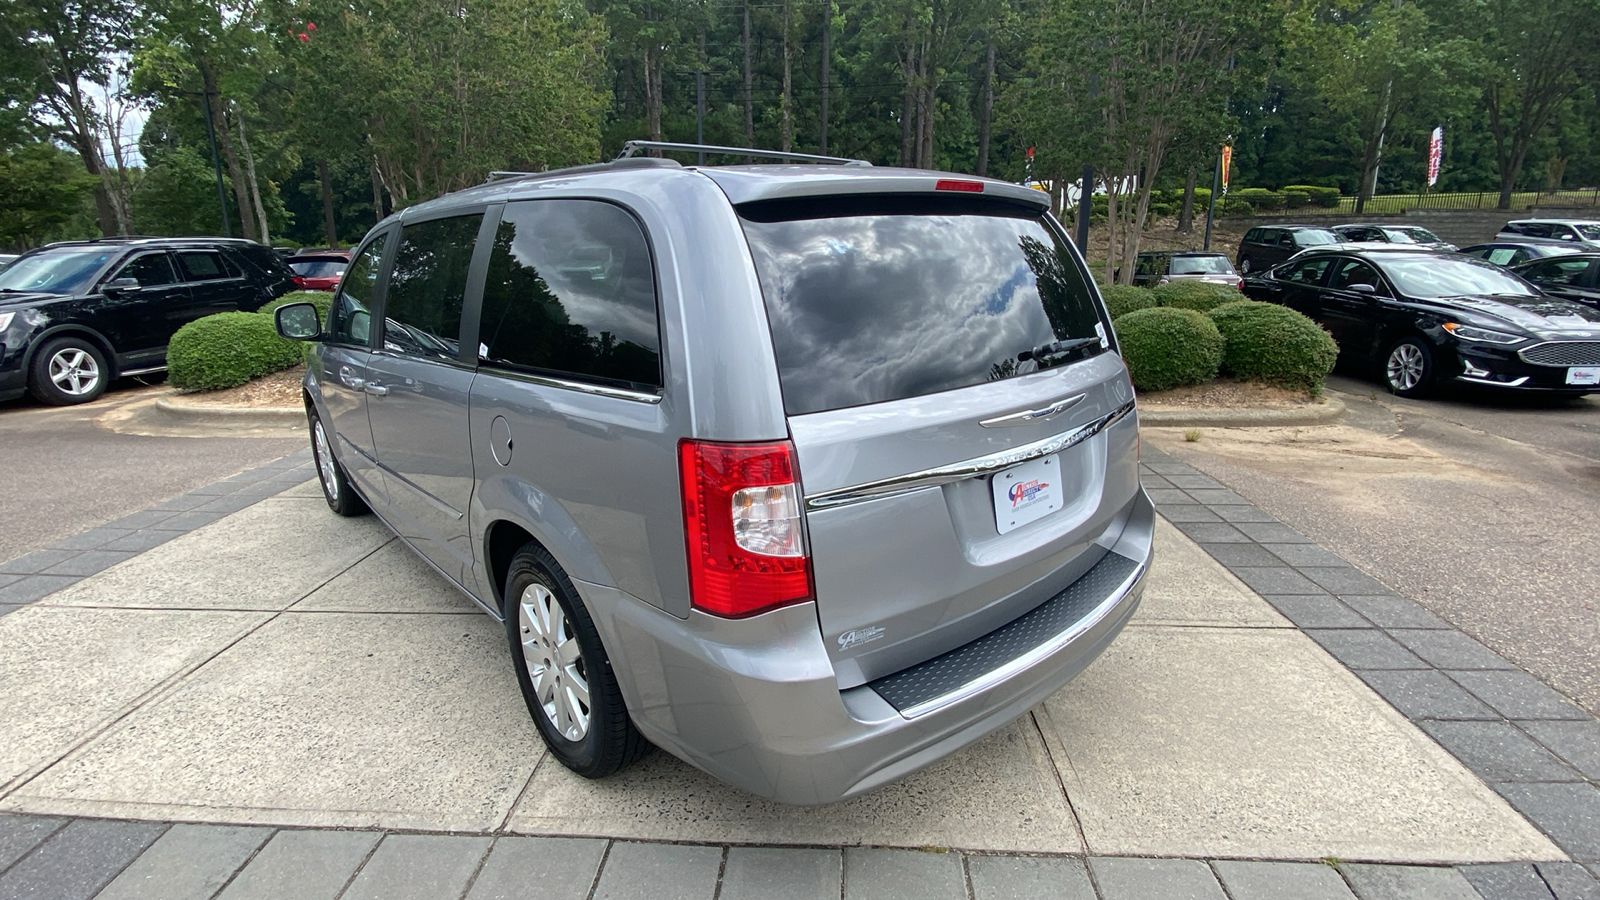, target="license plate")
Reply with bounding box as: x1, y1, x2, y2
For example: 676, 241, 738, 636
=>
1567, 367, 1600, 386
993, 454, 1063, 535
